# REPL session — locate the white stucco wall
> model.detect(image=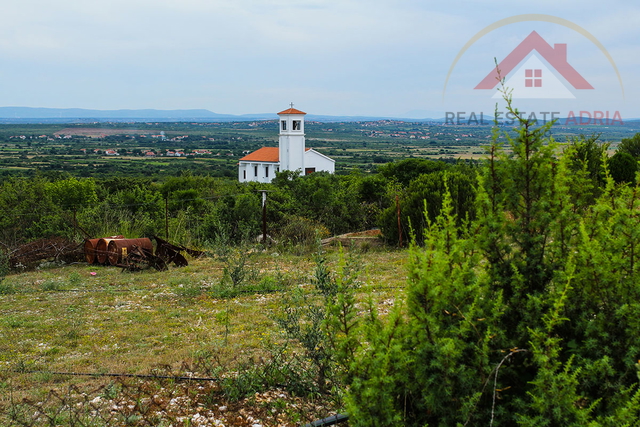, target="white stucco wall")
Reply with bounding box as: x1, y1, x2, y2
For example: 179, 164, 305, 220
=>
238, 161, 279, 183
279, 113, 306, 172
305, 149, 335, 173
